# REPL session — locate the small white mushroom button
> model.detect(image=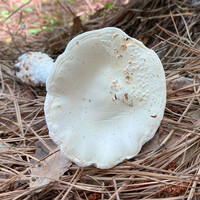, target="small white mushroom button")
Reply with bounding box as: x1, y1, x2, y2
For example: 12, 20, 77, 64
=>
15, 52, 54, 85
